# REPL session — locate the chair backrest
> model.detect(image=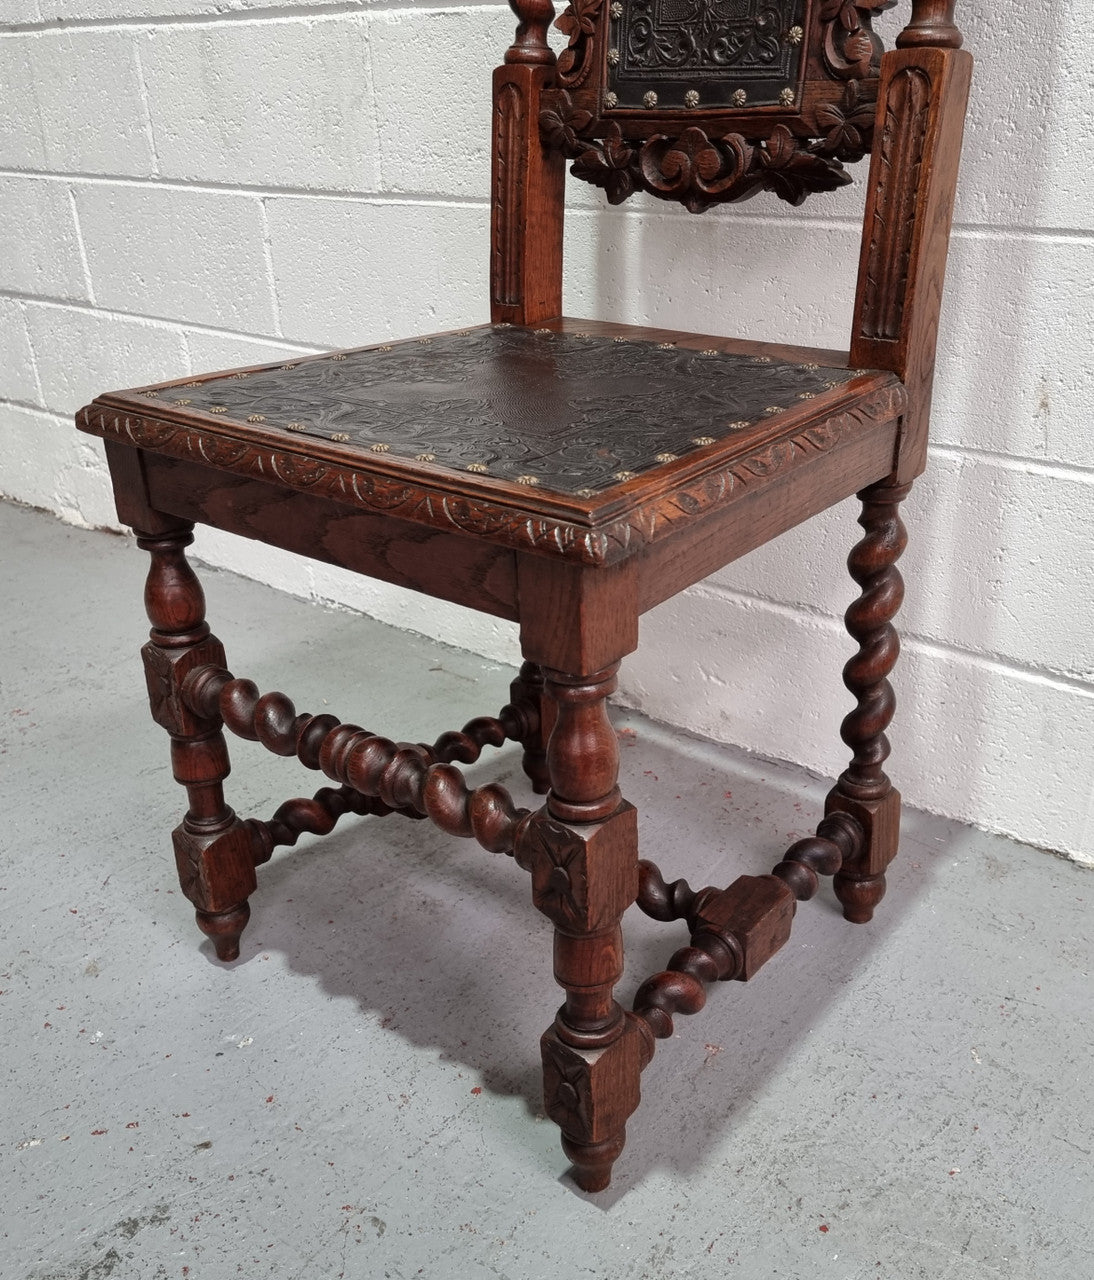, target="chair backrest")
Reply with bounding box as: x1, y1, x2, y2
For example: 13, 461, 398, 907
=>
543, 0, 895, 213
490, 0, 972, 475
